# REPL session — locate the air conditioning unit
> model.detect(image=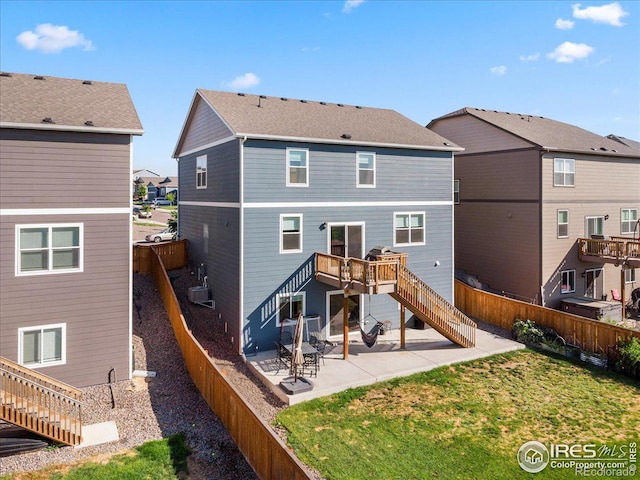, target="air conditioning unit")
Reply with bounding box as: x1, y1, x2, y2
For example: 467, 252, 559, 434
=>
188, 286, 210, 304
